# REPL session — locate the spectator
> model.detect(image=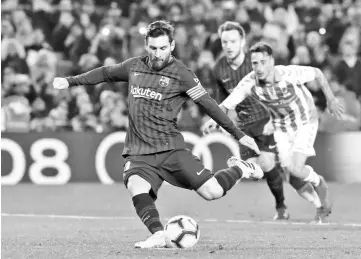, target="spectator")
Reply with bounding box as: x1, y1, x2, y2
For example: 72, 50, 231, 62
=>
291, 45, 312, 66
48, 100, 69, 131
195, 50, 216, 99
262, 21, 290, 64
334, 28, 361, 99
1, 19, 16, 39
319, 79, 361, 133
1, 95, 31, 132
305, 31, 330, 69
1, 0, 361, 133
1, 38, 29, 74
